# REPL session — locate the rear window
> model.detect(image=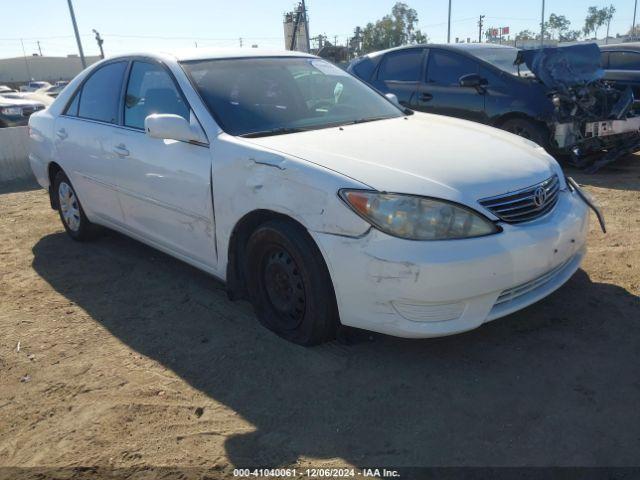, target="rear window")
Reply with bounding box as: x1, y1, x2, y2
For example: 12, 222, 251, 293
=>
77, 61, 127, 124
350, 58, 377, 81
378, 49, 424, 82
